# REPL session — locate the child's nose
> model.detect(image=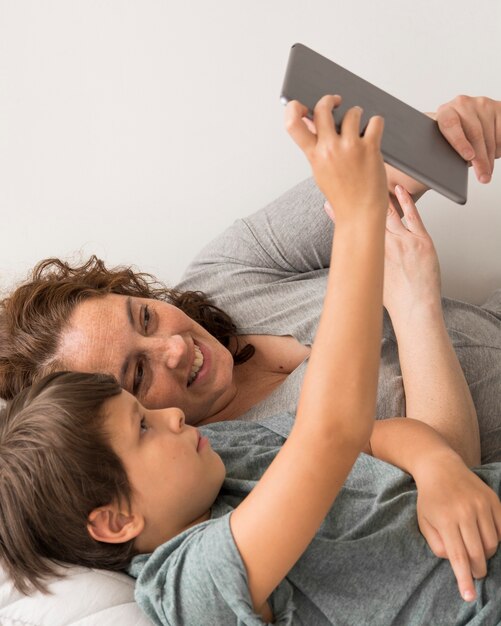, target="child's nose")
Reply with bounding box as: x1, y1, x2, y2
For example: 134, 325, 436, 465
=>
166, 407, 185, 432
